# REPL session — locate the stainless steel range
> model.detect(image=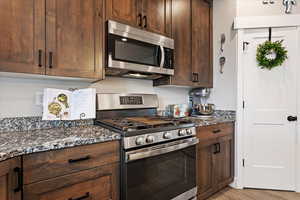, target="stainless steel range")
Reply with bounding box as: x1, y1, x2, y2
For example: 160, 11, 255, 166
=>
95, 93, 198, 200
